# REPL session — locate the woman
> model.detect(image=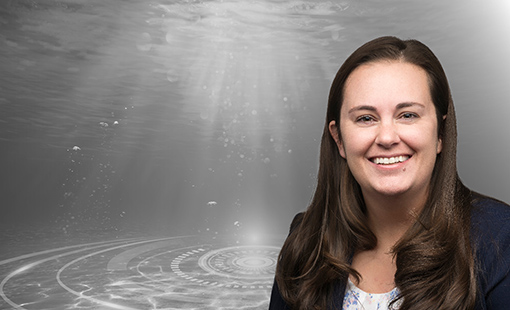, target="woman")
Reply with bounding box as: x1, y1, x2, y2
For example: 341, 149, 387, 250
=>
269, 36, 510, 309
